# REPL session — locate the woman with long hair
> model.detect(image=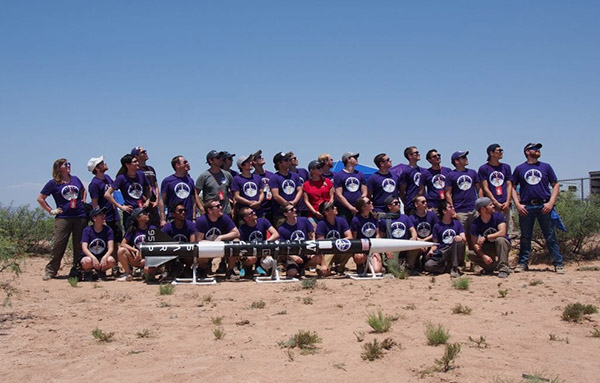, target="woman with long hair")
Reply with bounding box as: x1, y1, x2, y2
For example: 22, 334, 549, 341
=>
37, 158, 88, 280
